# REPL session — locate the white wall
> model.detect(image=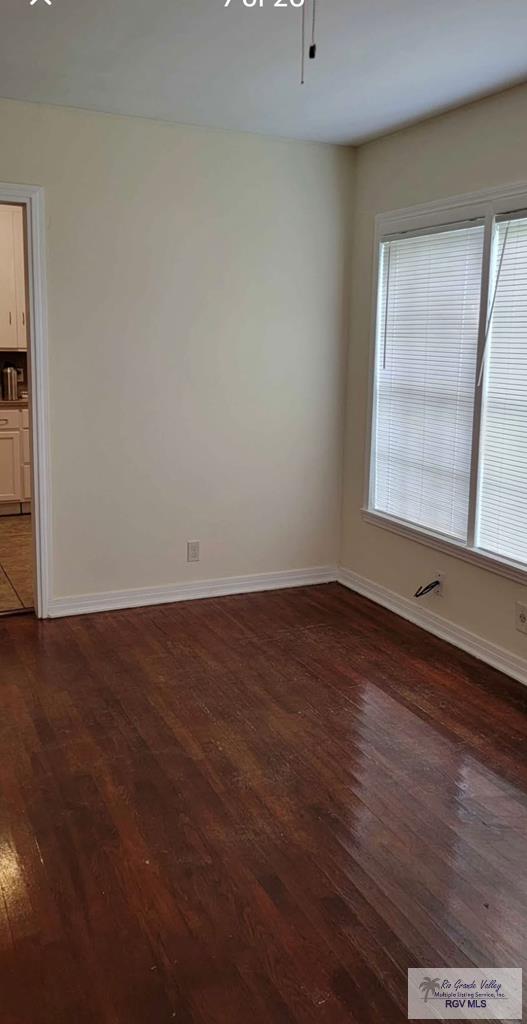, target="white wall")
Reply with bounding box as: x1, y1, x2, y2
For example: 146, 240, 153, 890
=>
0, 99, 353, 600
342, 83, 527, 662
4, 84, 526, 658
